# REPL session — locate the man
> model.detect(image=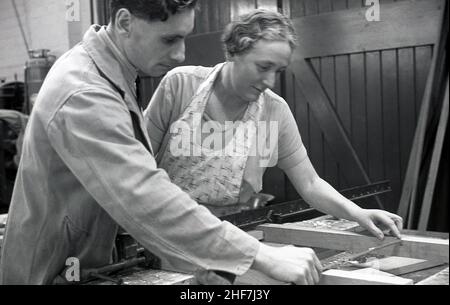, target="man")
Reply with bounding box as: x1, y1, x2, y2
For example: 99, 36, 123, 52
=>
0, 0, 323, 285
